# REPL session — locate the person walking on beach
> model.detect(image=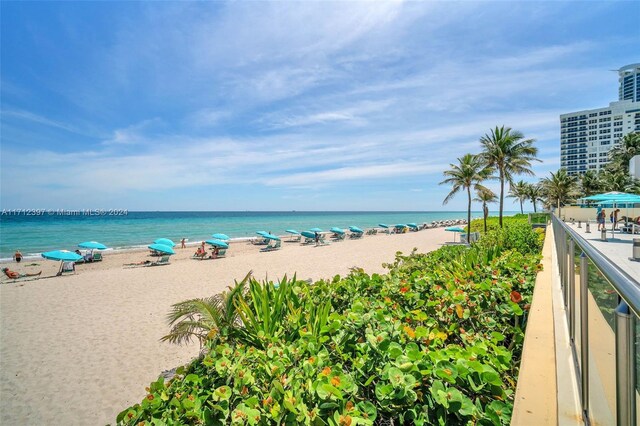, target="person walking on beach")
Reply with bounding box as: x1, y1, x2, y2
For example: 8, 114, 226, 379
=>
314, 232, 320, 246
13, 250, 22, 263
181, 238, 186, 249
